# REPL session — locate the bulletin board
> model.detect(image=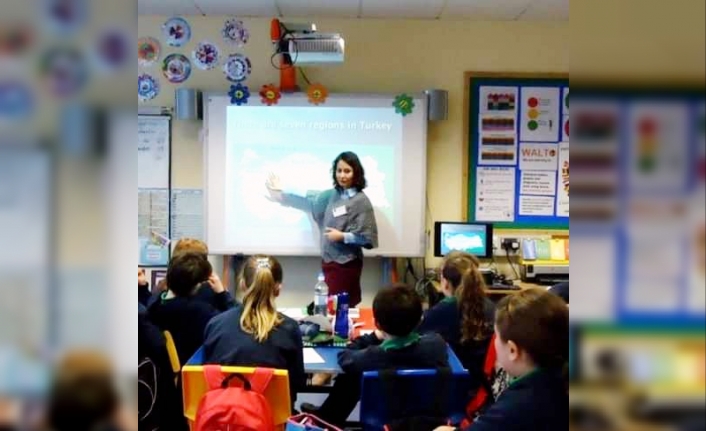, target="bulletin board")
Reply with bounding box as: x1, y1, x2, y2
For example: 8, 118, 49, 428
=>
465, 72, 569, 229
